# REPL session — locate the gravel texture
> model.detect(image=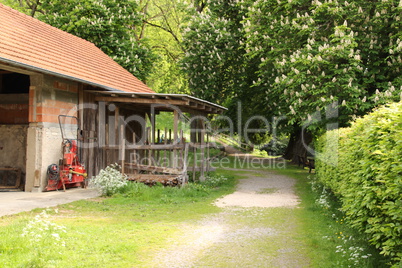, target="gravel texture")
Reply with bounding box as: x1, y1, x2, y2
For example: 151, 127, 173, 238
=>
152, 169, 309, 268
214, 169, 300, 208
